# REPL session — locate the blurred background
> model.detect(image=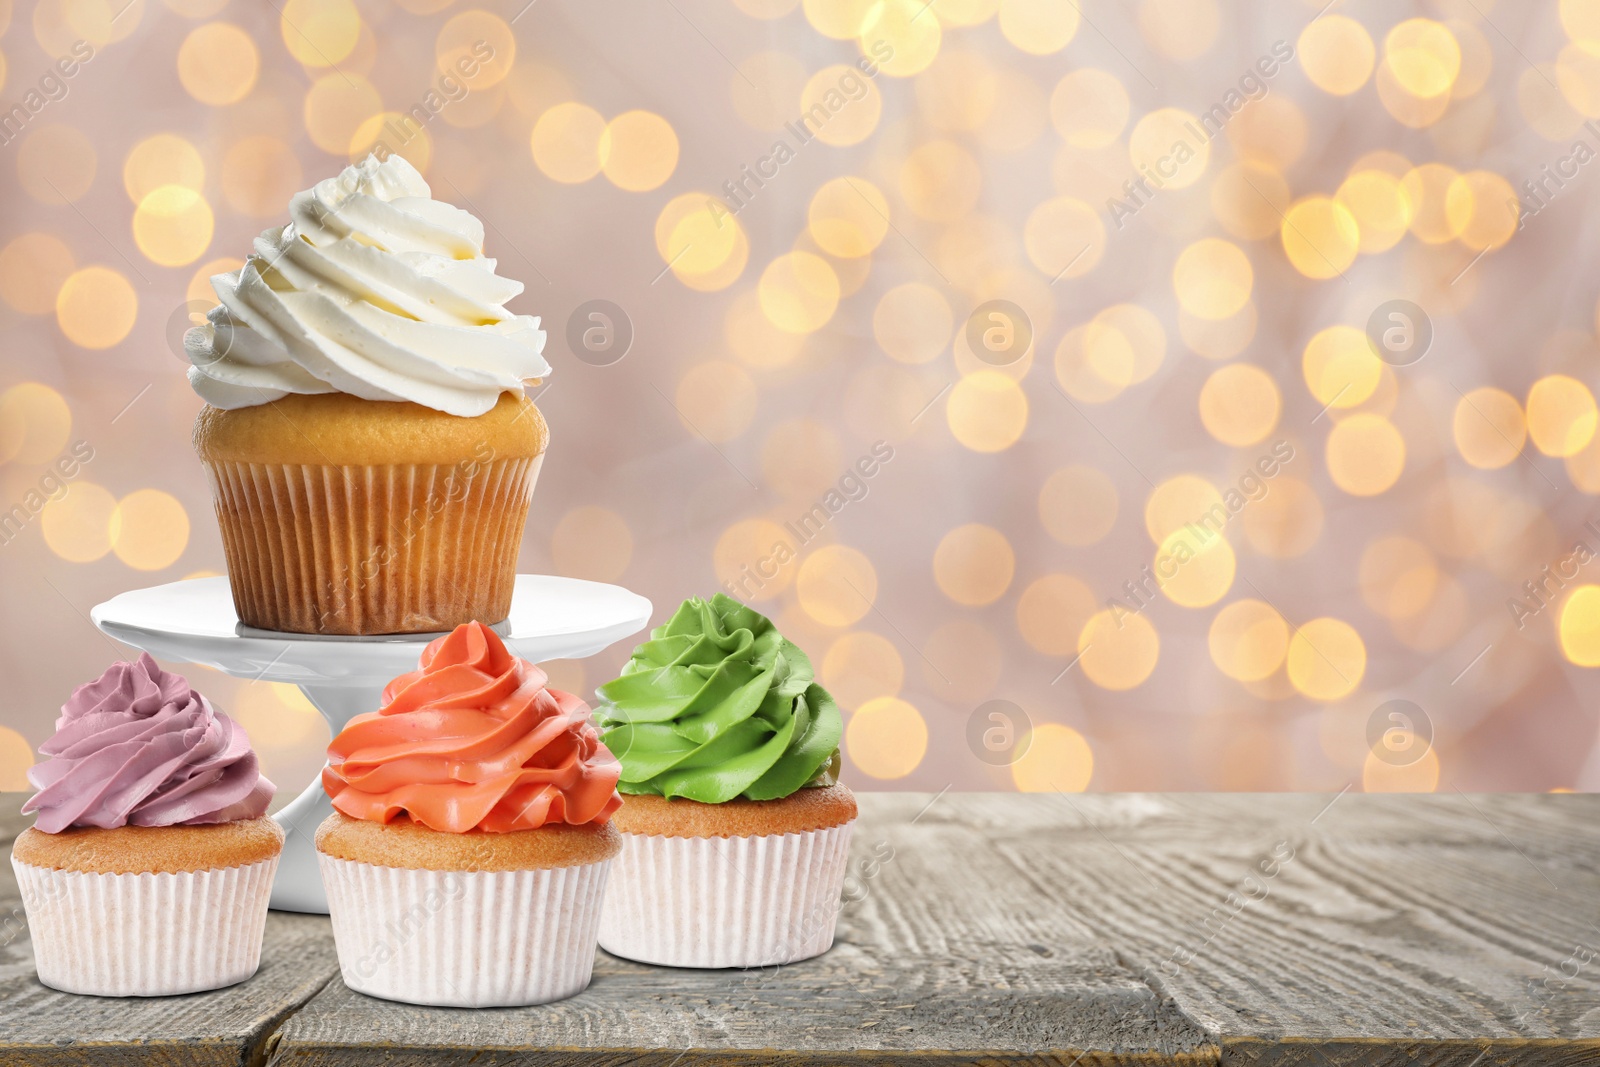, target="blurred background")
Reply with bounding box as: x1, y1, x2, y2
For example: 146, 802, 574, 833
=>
1, 0, 1597, 802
